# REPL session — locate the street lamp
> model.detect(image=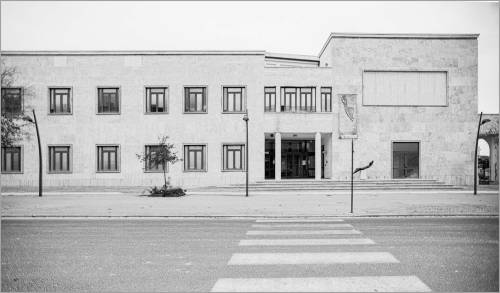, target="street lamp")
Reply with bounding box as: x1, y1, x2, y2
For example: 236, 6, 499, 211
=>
243, 113, 249, 197
474, 112, 491, 195
24, 109, 42, 197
